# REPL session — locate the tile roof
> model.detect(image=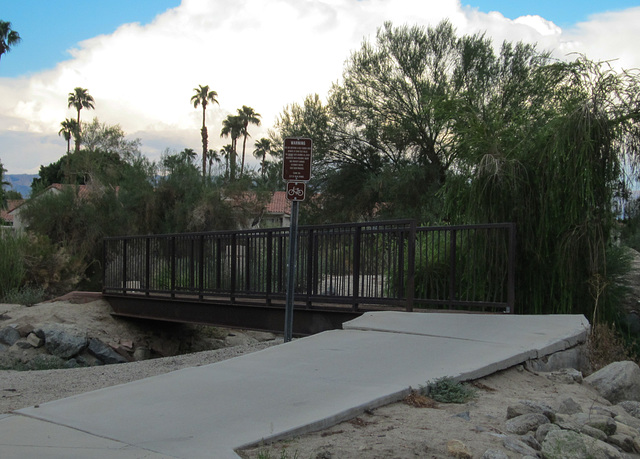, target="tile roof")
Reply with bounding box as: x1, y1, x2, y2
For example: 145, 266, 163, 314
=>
0, 199, 25, 223
266, 191, 290, 215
